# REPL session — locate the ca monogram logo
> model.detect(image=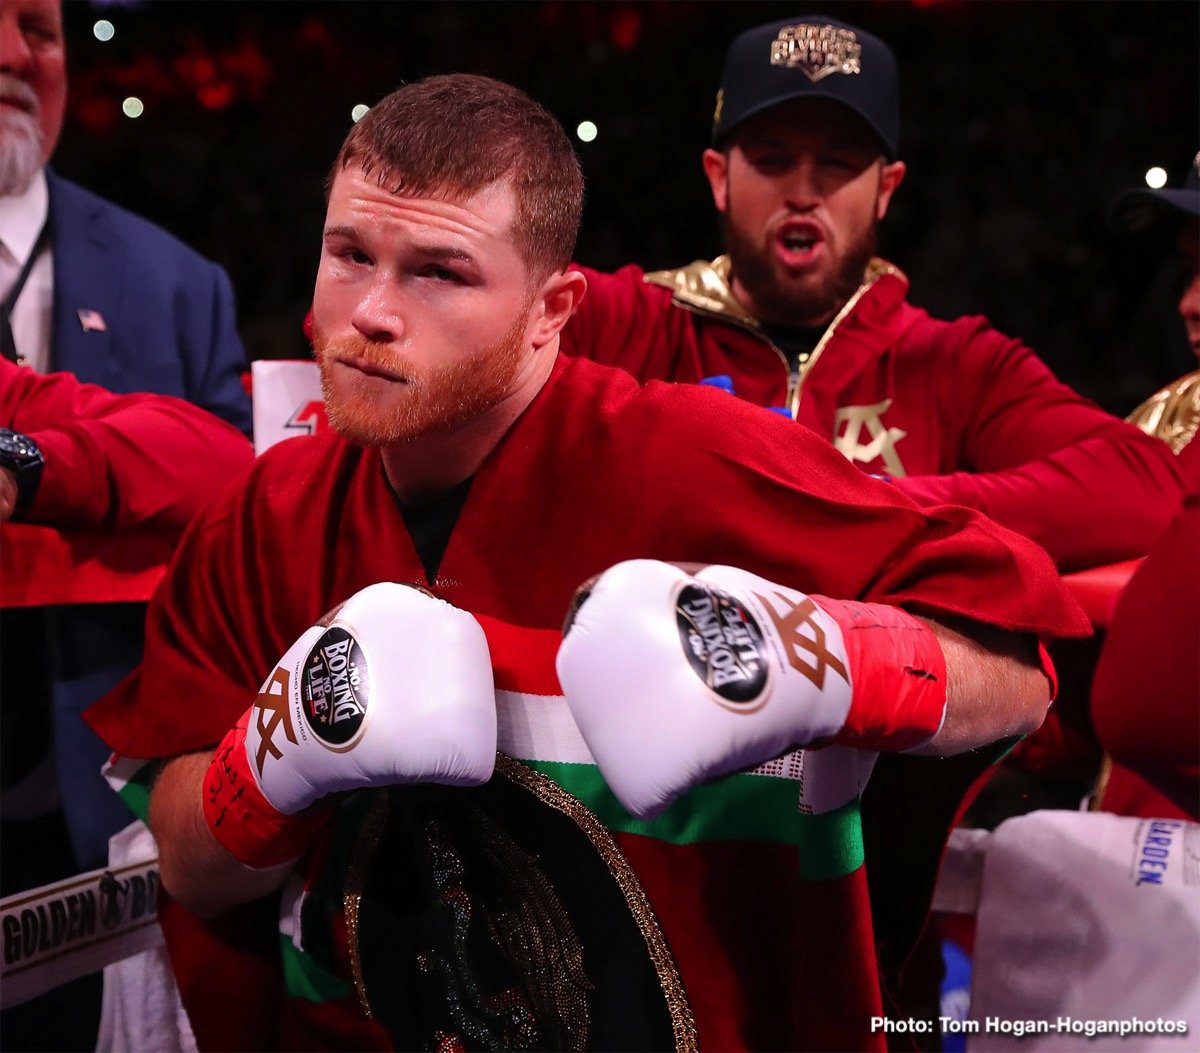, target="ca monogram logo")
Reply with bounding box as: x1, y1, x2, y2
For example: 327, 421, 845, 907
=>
754, 592, 848, 690
833, 398, 908, 475
253, 667, 298, 777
